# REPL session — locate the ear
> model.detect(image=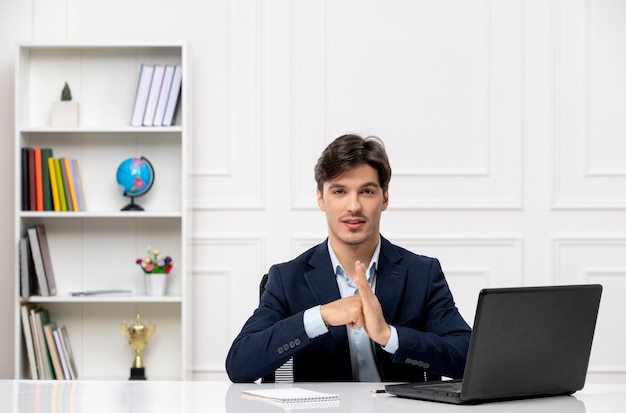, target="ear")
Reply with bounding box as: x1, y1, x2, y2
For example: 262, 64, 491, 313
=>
382, 191, 389, 211
317, 188, 325, 211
